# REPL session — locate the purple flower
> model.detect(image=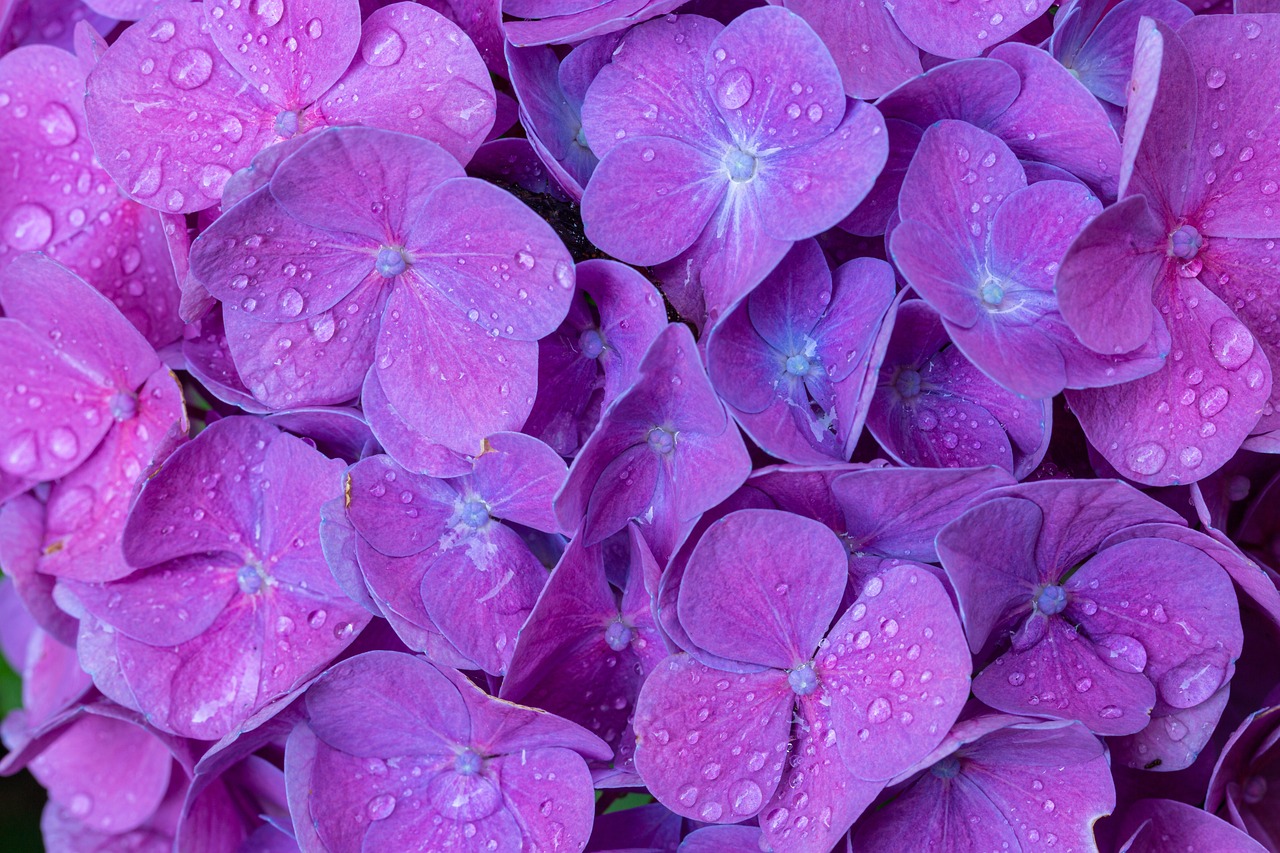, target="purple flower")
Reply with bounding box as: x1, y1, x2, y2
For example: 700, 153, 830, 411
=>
285, 651, 611, 851
868, 299, 1052, 478
1049, 0, 1194, 110
500, 526, 667, 787
706, 238, 897, 464
503, 0, 684, 46
85, 0, 496, 212
892, 119, 1167, 399
579, 8, 887, 326
0, 44, 185, 348
850, 716, 1116, 852
505, 35, 617, 200
0, 0, 113, 52
1056, 16, 1280, 485
634, 508, 970, 852
887, 0, 1049, 60
0, 254, 186, 582
780, 0, 922, 100
555, 322, 752, 565
338, 433, 566, 675
63, 415, 370, 739
937, 480, 1242, 738
523, 259, 668, 457
189, 126, 575, 464
1105, 797, 1268, 852
1206, 703, 1280, 847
